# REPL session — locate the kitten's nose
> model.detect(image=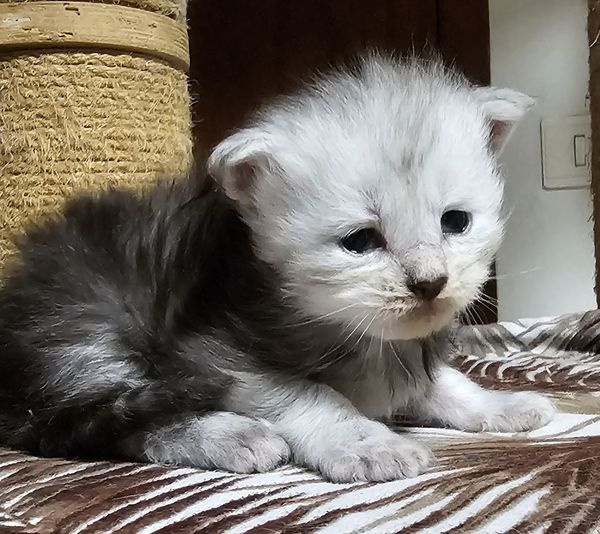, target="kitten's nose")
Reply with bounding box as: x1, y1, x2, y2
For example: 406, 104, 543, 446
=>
408, 276, 448, 301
